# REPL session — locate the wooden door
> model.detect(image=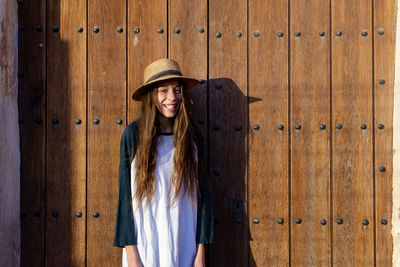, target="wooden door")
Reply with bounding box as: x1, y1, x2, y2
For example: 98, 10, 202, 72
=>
18, 0, 396, 266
